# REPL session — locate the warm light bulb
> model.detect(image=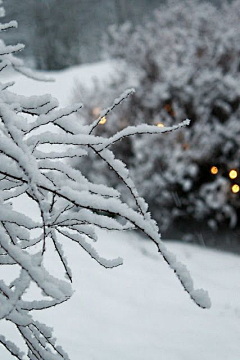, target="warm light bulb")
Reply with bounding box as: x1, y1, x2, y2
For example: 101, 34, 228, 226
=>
229, 169, 238, 180
211, 166, 218, 175
231, 184, 240, 194
157, 123, 164, 128
99, 116, 107, 125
